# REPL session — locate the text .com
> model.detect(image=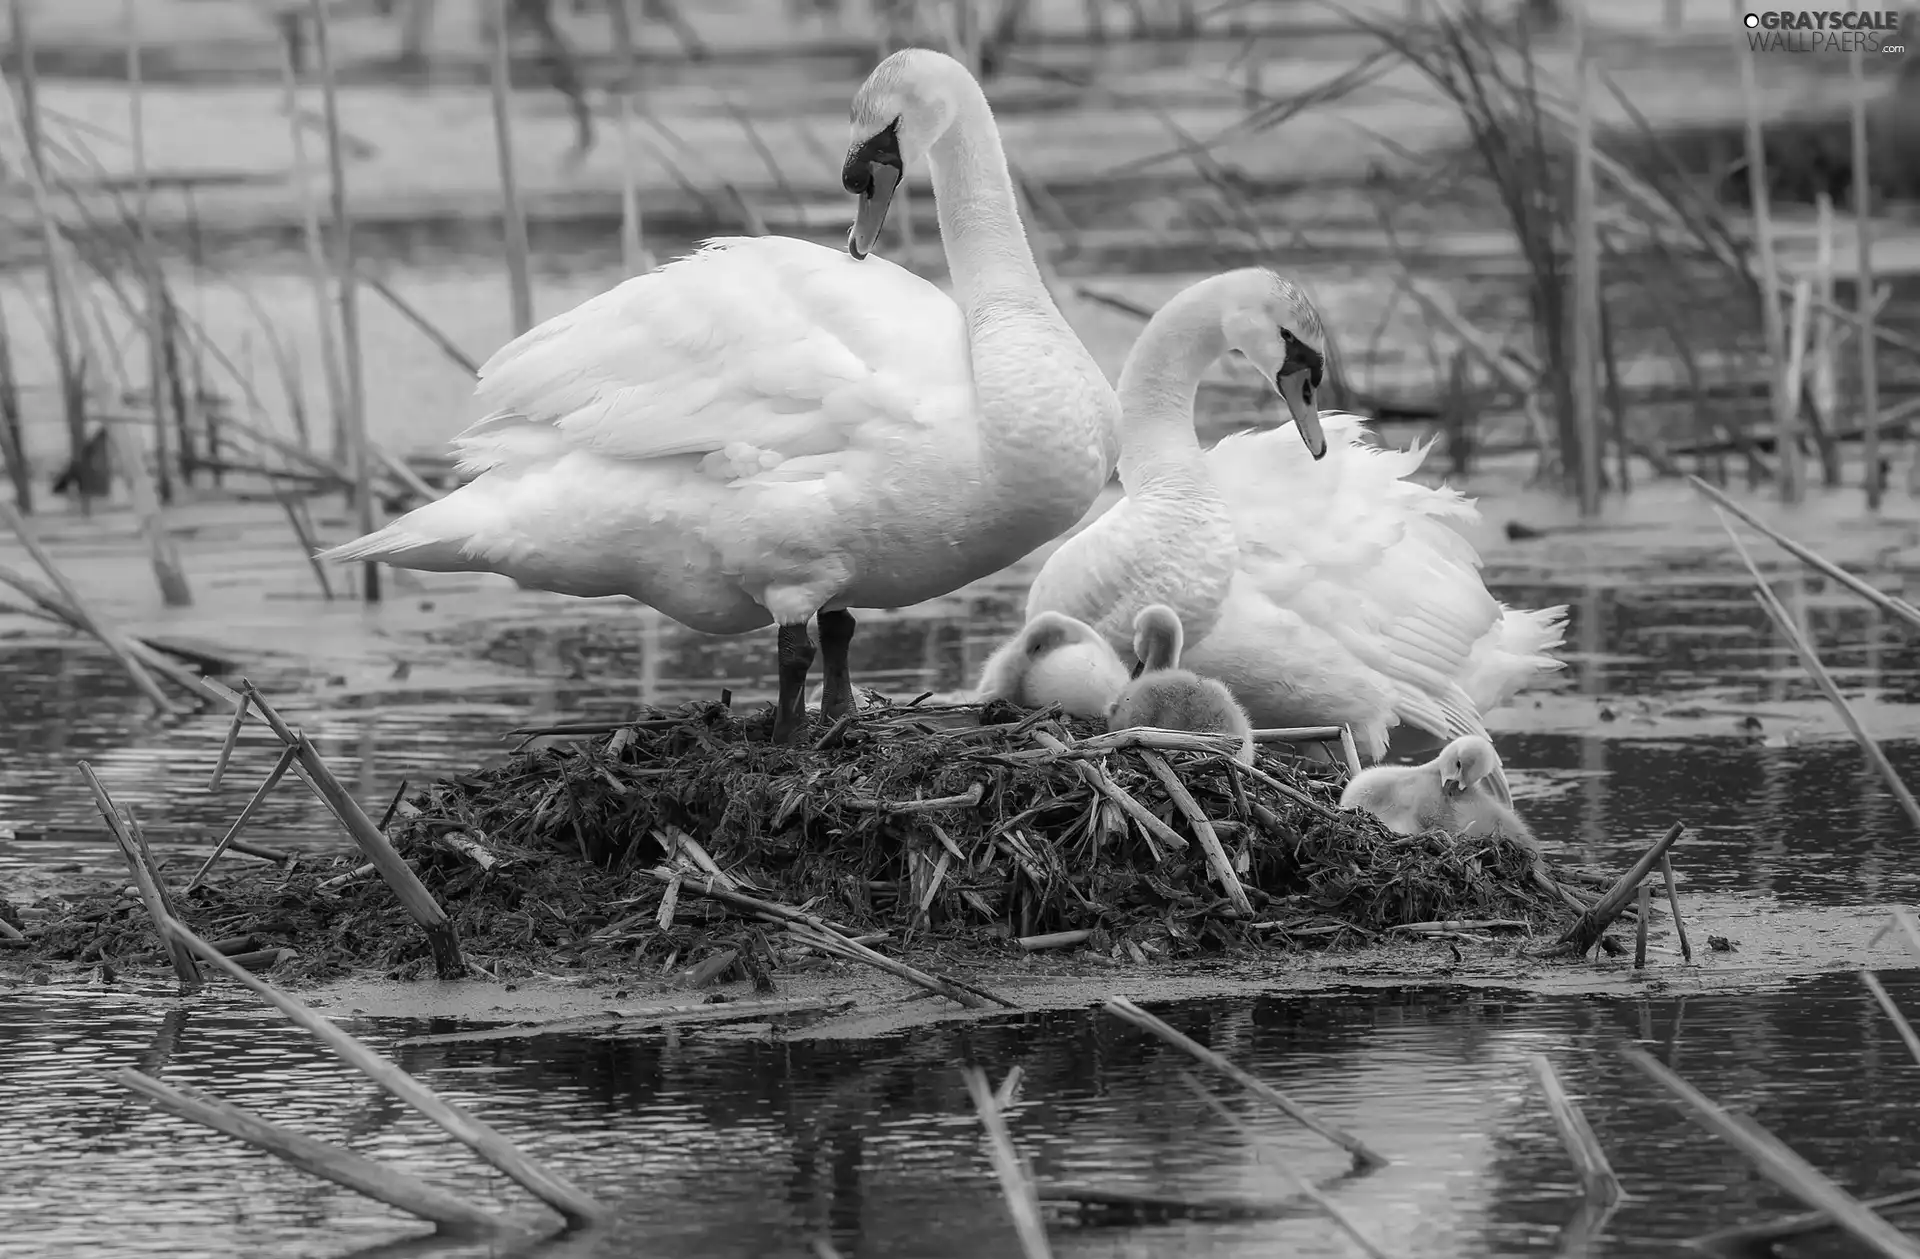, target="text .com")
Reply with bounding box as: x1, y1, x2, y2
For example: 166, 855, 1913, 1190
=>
1743, 9, 1908, 52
